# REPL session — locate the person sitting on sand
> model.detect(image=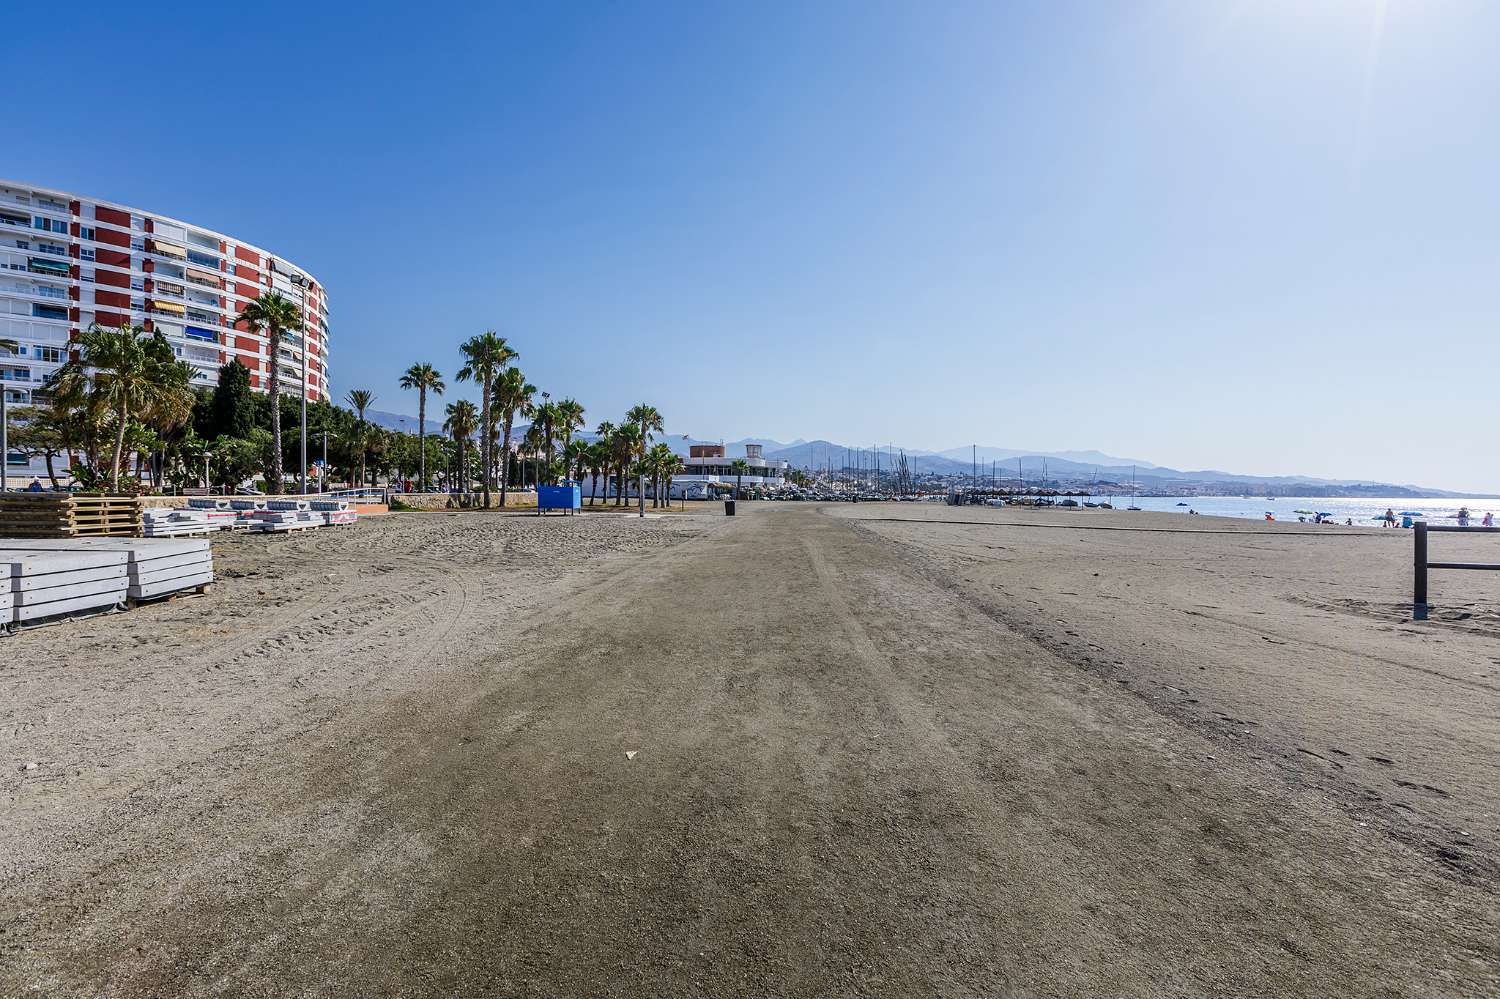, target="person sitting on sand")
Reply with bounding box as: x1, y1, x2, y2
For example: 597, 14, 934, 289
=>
1345, 518, 1353, 526
1484, 512, 1494, 528
1264, 512, 1275, 522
